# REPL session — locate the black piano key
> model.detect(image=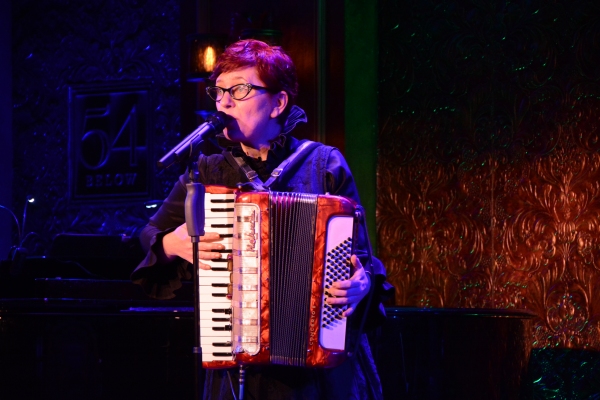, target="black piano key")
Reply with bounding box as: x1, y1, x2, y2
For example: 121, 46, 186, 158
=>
211, 249, 232, 254
213, 325, 232, 331
211, 308, 232, 314
212, 341, 232, 347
